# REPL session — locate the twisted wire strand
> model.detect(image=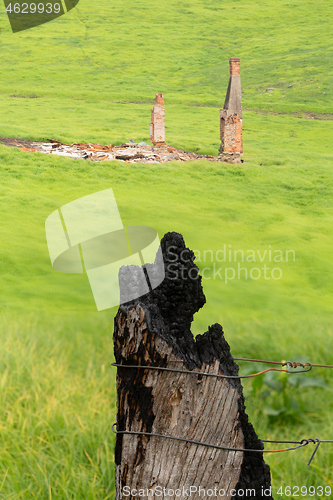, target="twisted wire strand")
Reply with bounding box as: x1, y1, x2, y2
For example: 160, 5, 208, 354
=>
112, 425, 332, 464
111, 359, 332, 464
111, 362, 312, 379
234, 357, 333, 369
112, 424, 309, 454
